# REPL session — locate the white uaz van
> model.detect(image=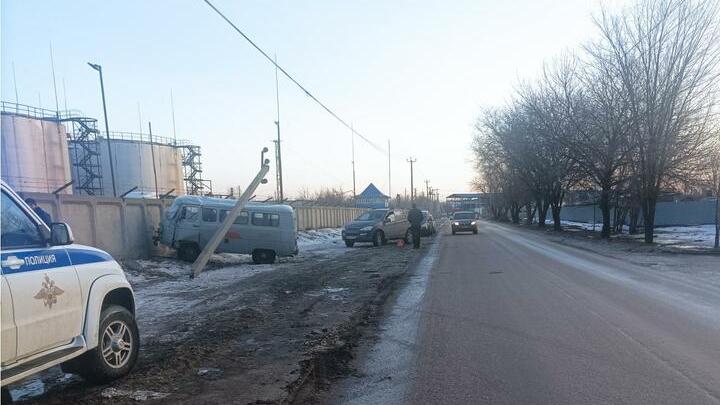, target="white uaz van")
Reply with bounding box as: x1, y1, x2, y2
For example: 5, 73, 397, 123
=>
1, 181, 139, 399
